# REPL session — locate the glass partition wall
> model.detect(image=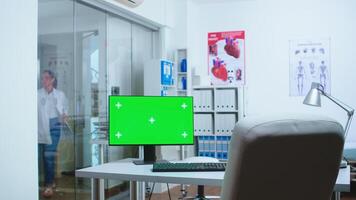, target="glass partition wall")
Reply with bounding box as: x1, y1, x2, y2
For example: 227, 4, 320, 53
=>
38, 1, 158, 199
